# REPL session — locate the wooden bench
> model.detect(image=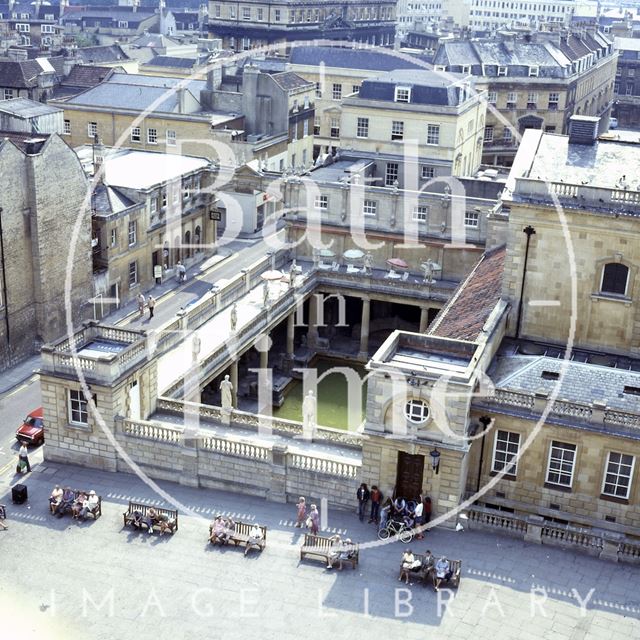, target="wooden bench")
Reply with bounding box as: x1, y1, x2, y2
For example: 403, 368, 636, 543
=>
122, 501, 178, 534
208, 520, 267, 553
300, 534, 359, 569
53, 490, 102, 519
431, 558, 462, 589
399, 553, 434, 585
